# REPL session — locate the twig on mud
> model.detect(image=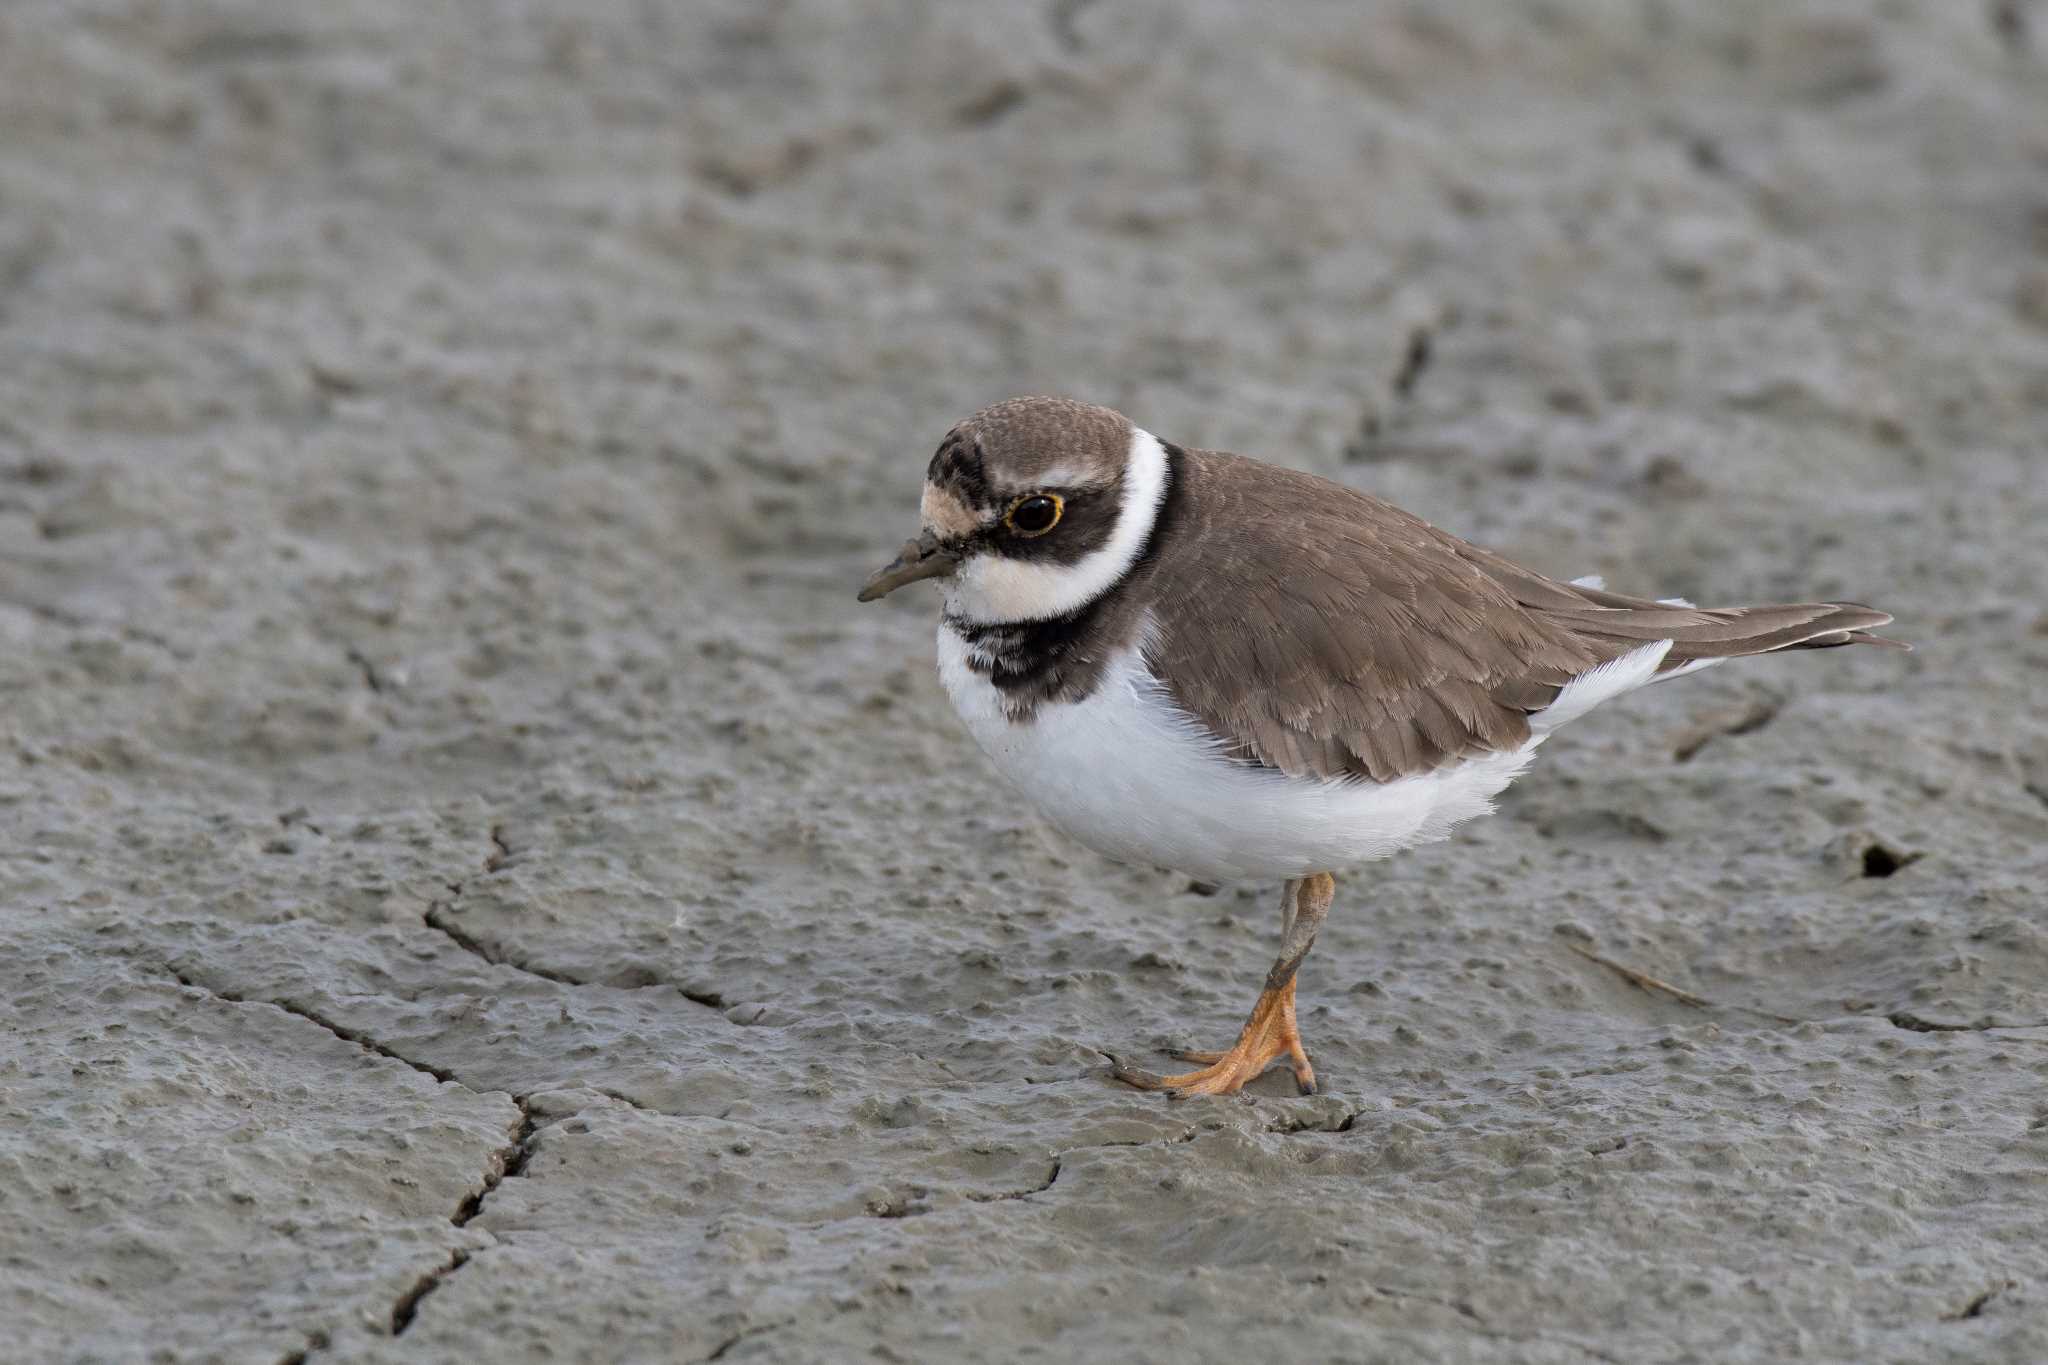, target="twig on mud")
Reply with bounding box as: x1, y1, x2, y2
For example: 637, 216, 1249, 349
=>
1565, 940, 1714, 1008
1565, 941, 1803, 1025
